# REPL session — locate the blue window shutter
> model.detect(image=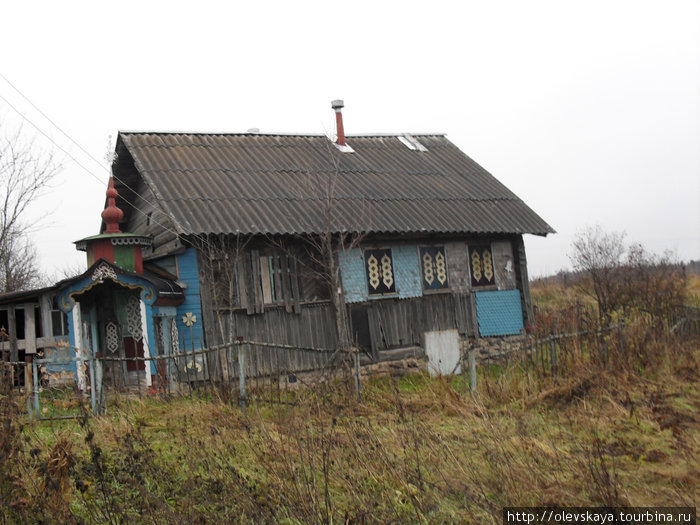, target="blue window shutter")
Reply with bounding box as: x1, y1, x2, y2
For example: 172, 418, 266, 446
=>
475, 290, 524, 336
